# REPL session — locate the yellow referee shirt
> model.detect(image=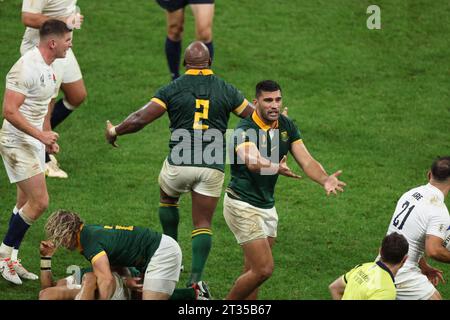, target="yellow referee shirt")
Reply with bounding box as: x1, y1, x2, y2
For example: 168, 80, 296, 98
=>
342, 261, 396, 300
